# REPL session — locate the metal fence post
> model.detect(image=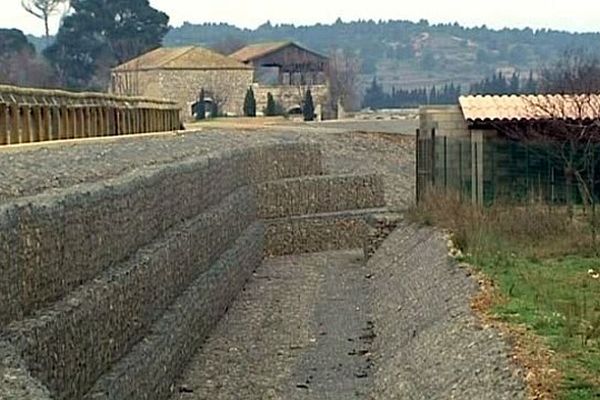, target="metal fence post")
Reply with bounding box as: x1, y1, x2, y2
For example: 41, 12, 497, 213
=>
431, 128, 436, 186
416, 128, 420, 204
443, 135, 448, 189
458, 140, 463, 200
